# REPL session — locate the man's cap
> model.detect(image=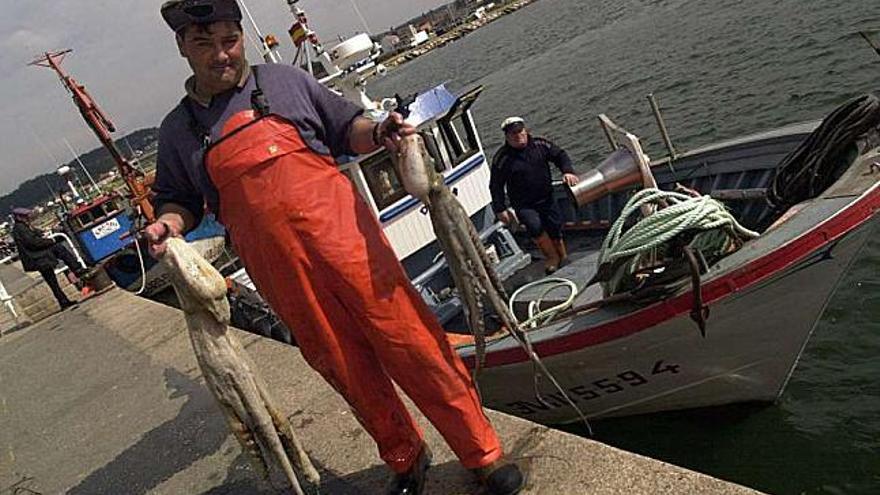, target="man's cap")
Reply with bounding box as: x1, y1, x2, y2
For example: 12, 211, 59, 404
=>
501, 116, 525, 133
11, 207, 32, 218
161, 0, 243, 33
